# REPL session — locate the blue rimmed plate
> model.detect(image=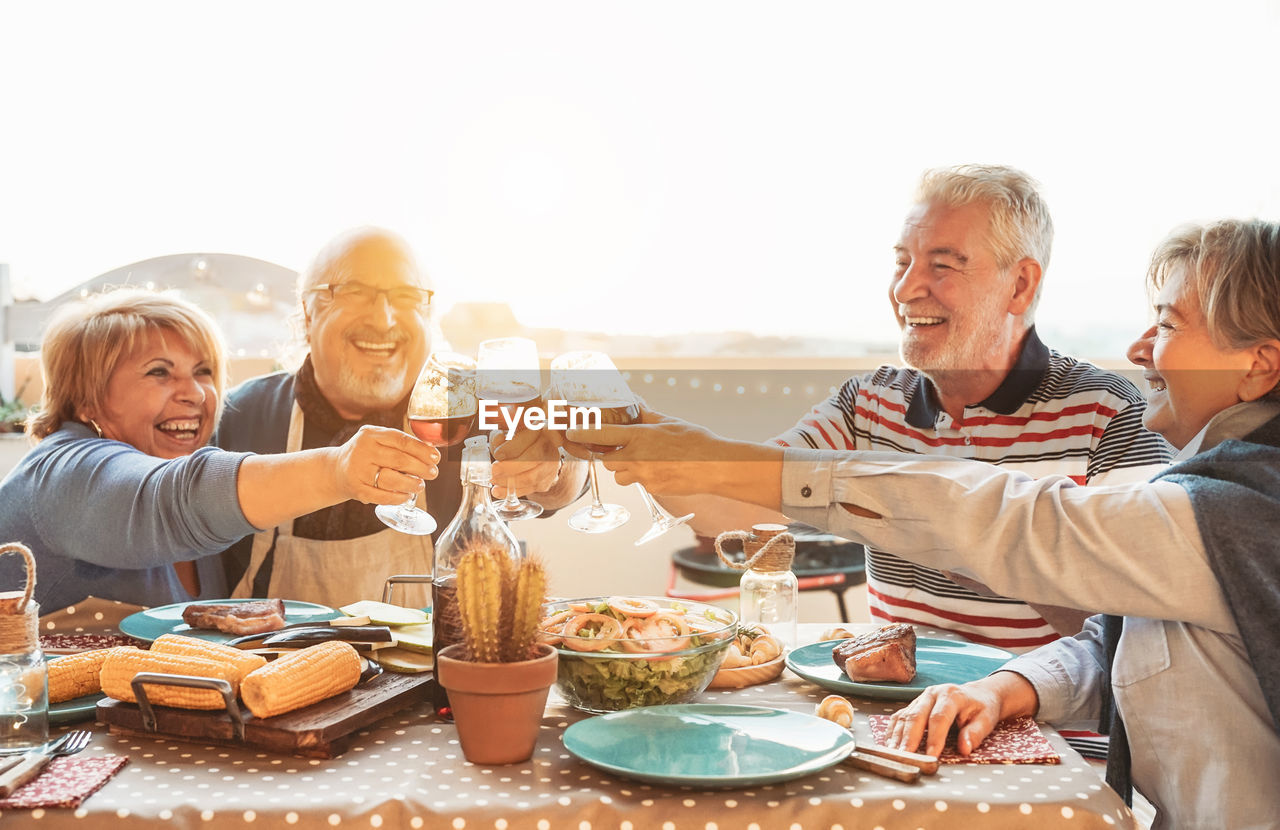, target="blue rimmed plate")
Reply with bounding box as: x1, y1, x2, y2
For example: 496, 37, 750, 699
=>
50, 691, 103, 725
119, 599, 340, 644
786, 637, 1014, 701
563, 704, 855, 787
